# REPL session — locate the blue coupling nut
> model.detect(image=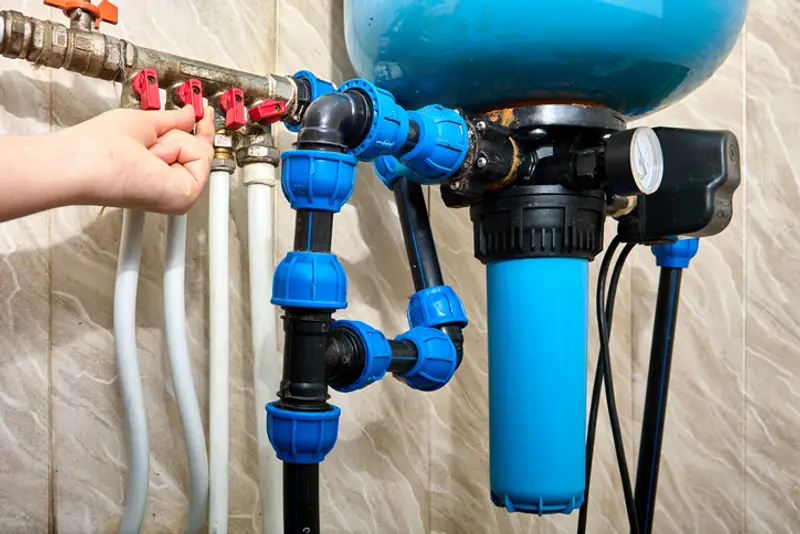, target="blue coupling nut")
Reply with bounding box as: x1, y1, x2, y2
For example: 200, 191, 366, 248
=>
338, 78, 409, 160
652, 238, 700, 269
284, 70, 336, 133
331, 320, 392, 392
395, 327, 457, 391
281, 150, 358, 212
408, 285, 468, 329
272, 251, 347, 309
398, 105, 469, 184
266, 403, 341, 464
